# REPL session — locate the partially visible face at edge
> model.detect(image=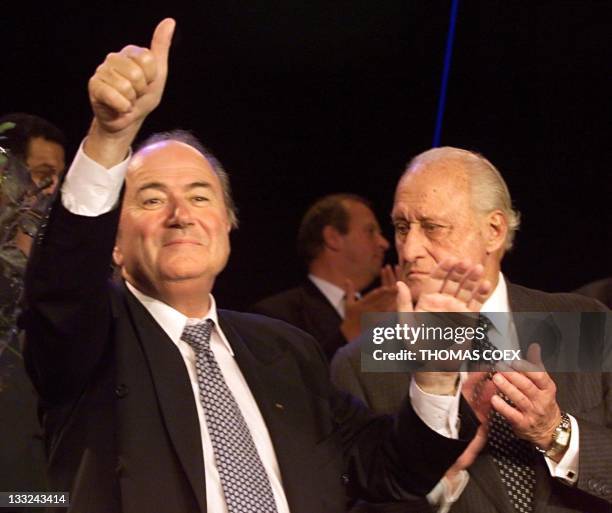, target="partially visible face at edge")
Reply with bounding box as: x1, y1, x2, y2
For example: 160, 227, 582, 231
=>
340, 200, 390, 290
113, 140, 232, 299
26, 136, 65, 195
